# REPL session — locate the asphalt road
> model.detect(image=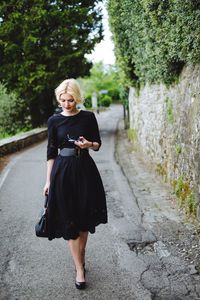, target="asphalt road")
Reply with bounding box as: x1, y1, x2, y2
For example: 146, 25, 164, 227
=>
0, 104, 199, 300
